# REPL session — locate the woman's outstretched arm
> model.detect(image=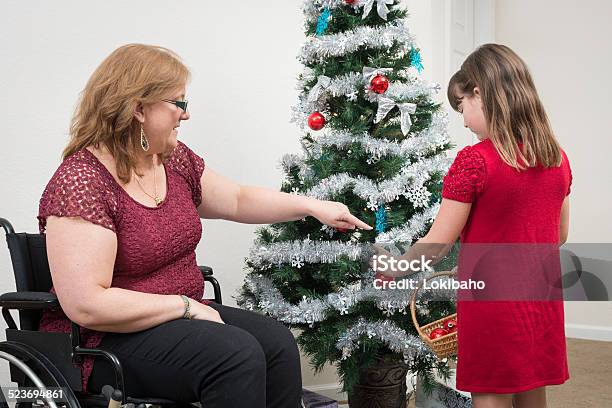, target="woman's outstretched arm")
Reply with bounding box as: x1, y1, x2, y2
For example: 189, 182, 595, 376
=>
198, 167, 372, 231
